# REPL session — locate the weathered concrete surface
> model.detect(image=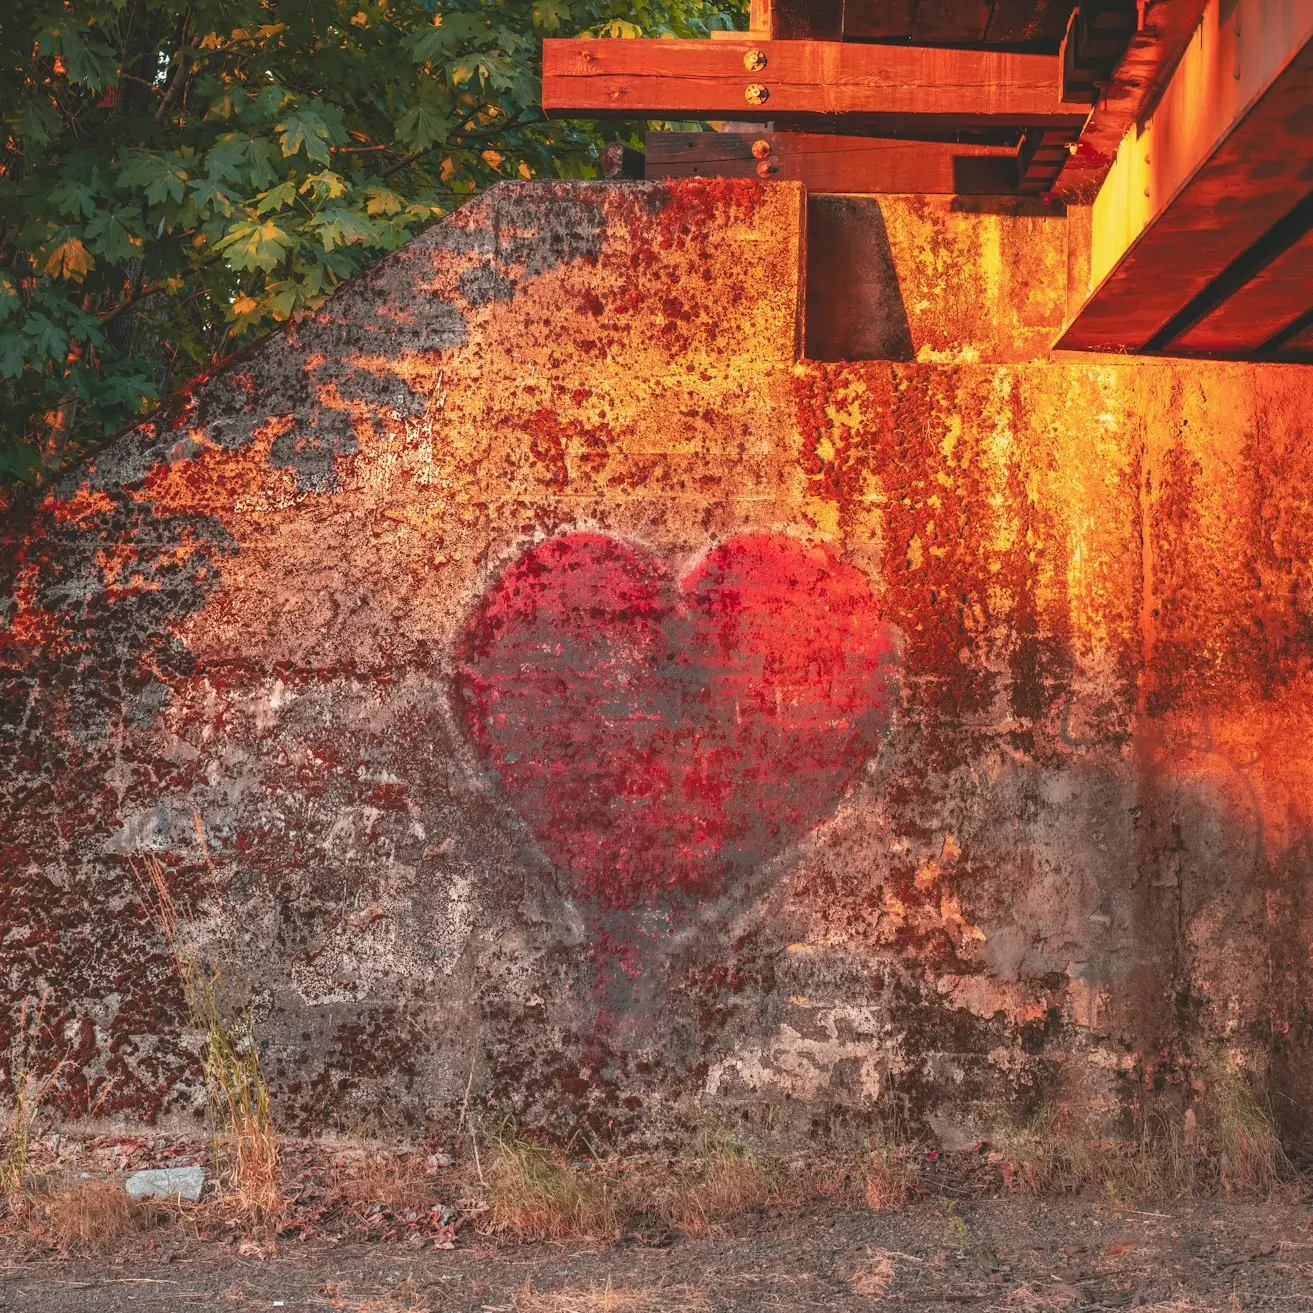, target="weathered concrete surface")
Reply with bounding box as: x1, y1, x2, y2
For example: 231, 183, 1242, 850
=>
2, 181, 1312, 1148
